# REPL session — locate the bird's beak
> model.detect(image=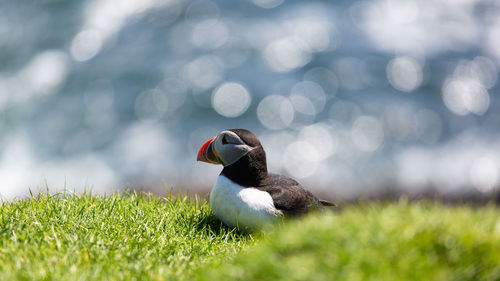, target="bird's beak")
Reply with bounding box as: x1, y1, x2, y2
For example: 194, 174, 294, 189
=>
197, 137, 222, 165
